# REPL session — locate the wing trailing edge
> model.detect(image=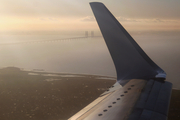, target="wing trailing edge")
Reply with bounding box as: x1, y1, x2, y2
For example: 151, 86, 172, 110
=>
90, 2, 166, 81
68, 80, 172, 120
